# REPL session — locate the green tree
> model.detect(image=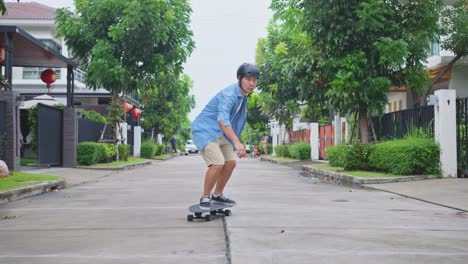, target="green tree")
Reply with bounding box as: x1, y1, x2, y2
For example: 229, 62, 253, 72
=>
56, 0, 194, 95
56, 0, 194, 157
421, 0, 468, 101
140, 74, 195, 139
299, 0, 443, 143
